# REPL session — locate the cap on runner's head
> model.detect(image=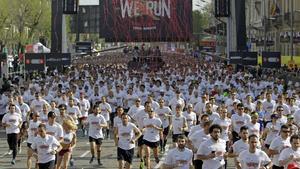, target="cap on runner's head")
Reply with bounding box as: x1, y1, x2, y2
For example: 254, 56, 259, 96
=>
287, 114, 294, 119
271, 114, 279, 119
